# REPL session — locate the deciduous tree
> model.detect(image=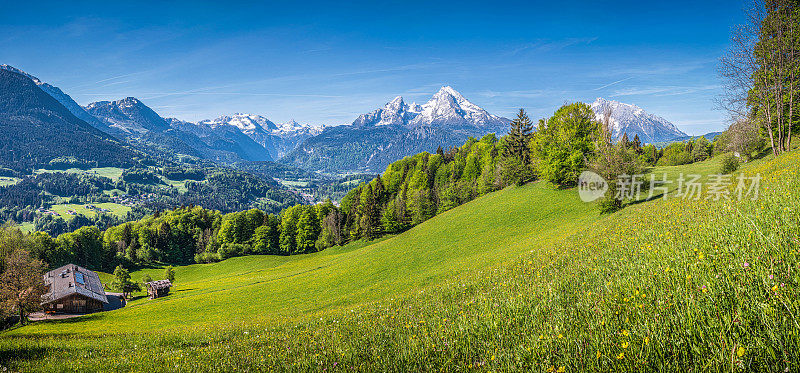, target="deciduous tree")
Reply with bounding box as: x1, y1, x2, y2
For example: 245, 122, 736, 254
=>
0, 249, 47, 324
